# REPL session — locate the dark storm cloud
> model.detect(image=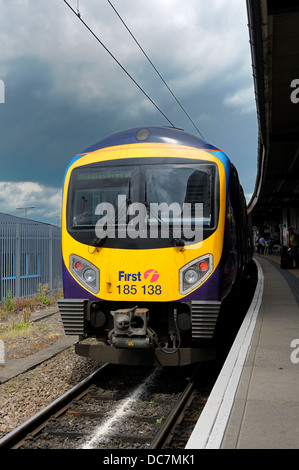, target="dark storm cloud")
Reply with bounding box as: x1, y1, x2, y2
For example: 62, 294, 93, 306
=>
0, 56, 175, 186
1, 57, 99, 185
0, 0, 258, 224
